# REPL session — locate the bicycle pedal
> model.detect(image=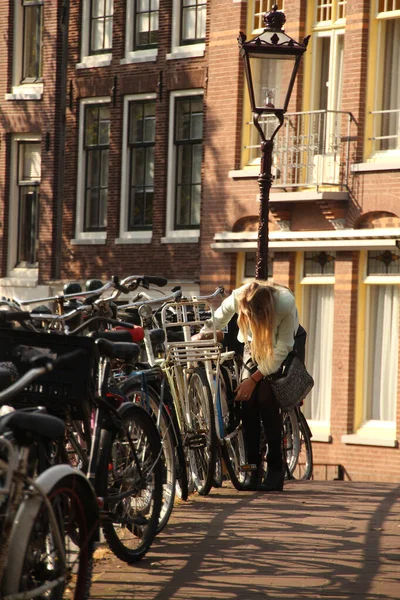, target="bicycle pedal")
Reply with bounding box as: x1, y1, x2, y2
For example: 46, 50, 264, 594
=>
185, 432, 207, 449
240, 463, 258, 472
